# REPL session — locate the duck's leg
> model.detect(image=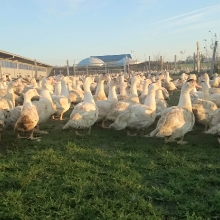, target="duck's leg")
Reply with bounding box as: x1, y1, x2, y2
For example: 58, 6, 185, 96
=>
143, 128, 159, 138
28, 130, 41, 140
75, 130, 83, 136
88, 127, 91, 135
34, 124, 48, 134
59, 113, 64, 120
101, 119, 110, 129
177, 136, 188, 145
17, 133, 26, 139
217, 133, 220, 144
139, 129, 144, 136
164, 136, 176, 143
126, 129, 137, 136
